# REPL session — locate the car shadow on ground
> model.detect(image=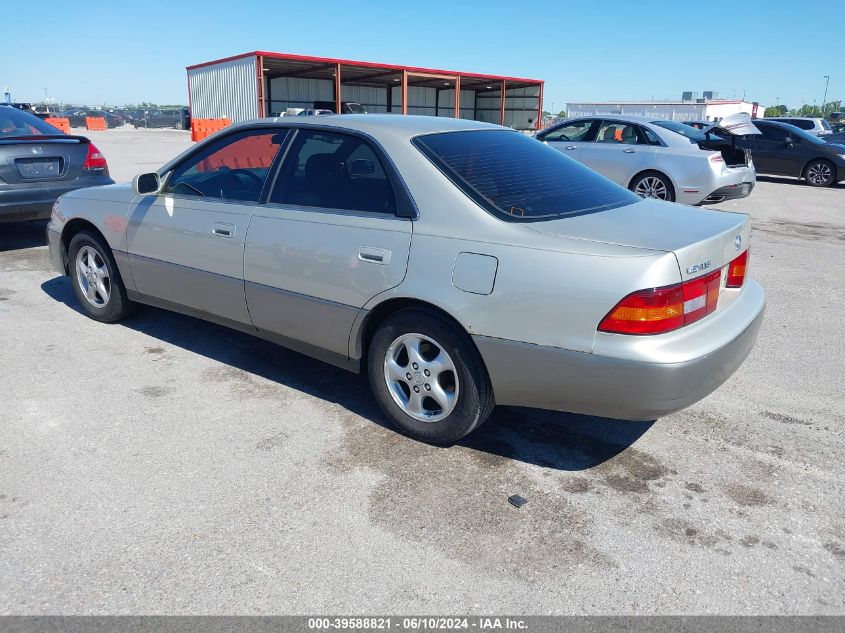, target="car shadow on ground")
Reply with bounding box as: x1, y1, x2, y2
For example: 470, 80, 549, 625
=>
41, 275, 654, 471
756, 175, 845, 189
0, 220, 48, 252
